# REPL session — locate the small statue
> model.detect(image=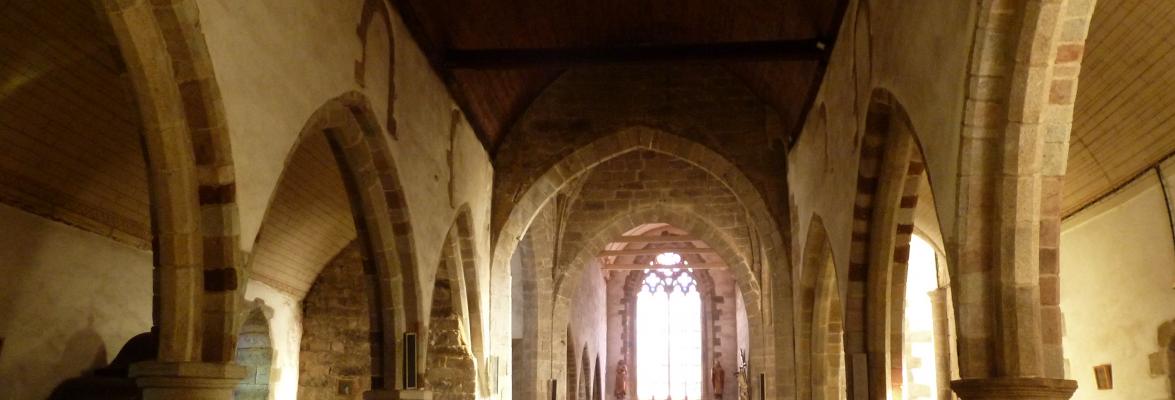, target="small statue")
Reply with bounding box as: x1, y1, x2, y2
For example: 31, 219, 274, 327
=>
711, 360, 726, 398
736, 350, 750, 400
614, 360, 629, 399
